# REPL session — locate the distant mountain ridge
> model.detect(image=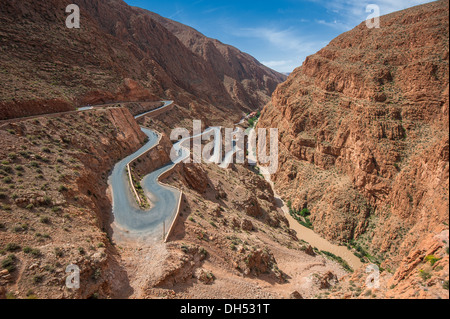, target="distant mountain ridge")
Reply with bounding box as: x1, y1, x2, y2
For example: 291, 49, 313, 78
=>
0, 0, 286, 122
